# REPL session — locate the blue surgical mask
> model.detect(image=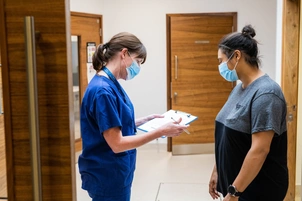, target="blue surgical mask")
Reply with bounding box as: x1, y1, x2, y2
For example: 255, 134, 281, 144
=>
218, 53, 238, 82
126, 60, 140, 80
